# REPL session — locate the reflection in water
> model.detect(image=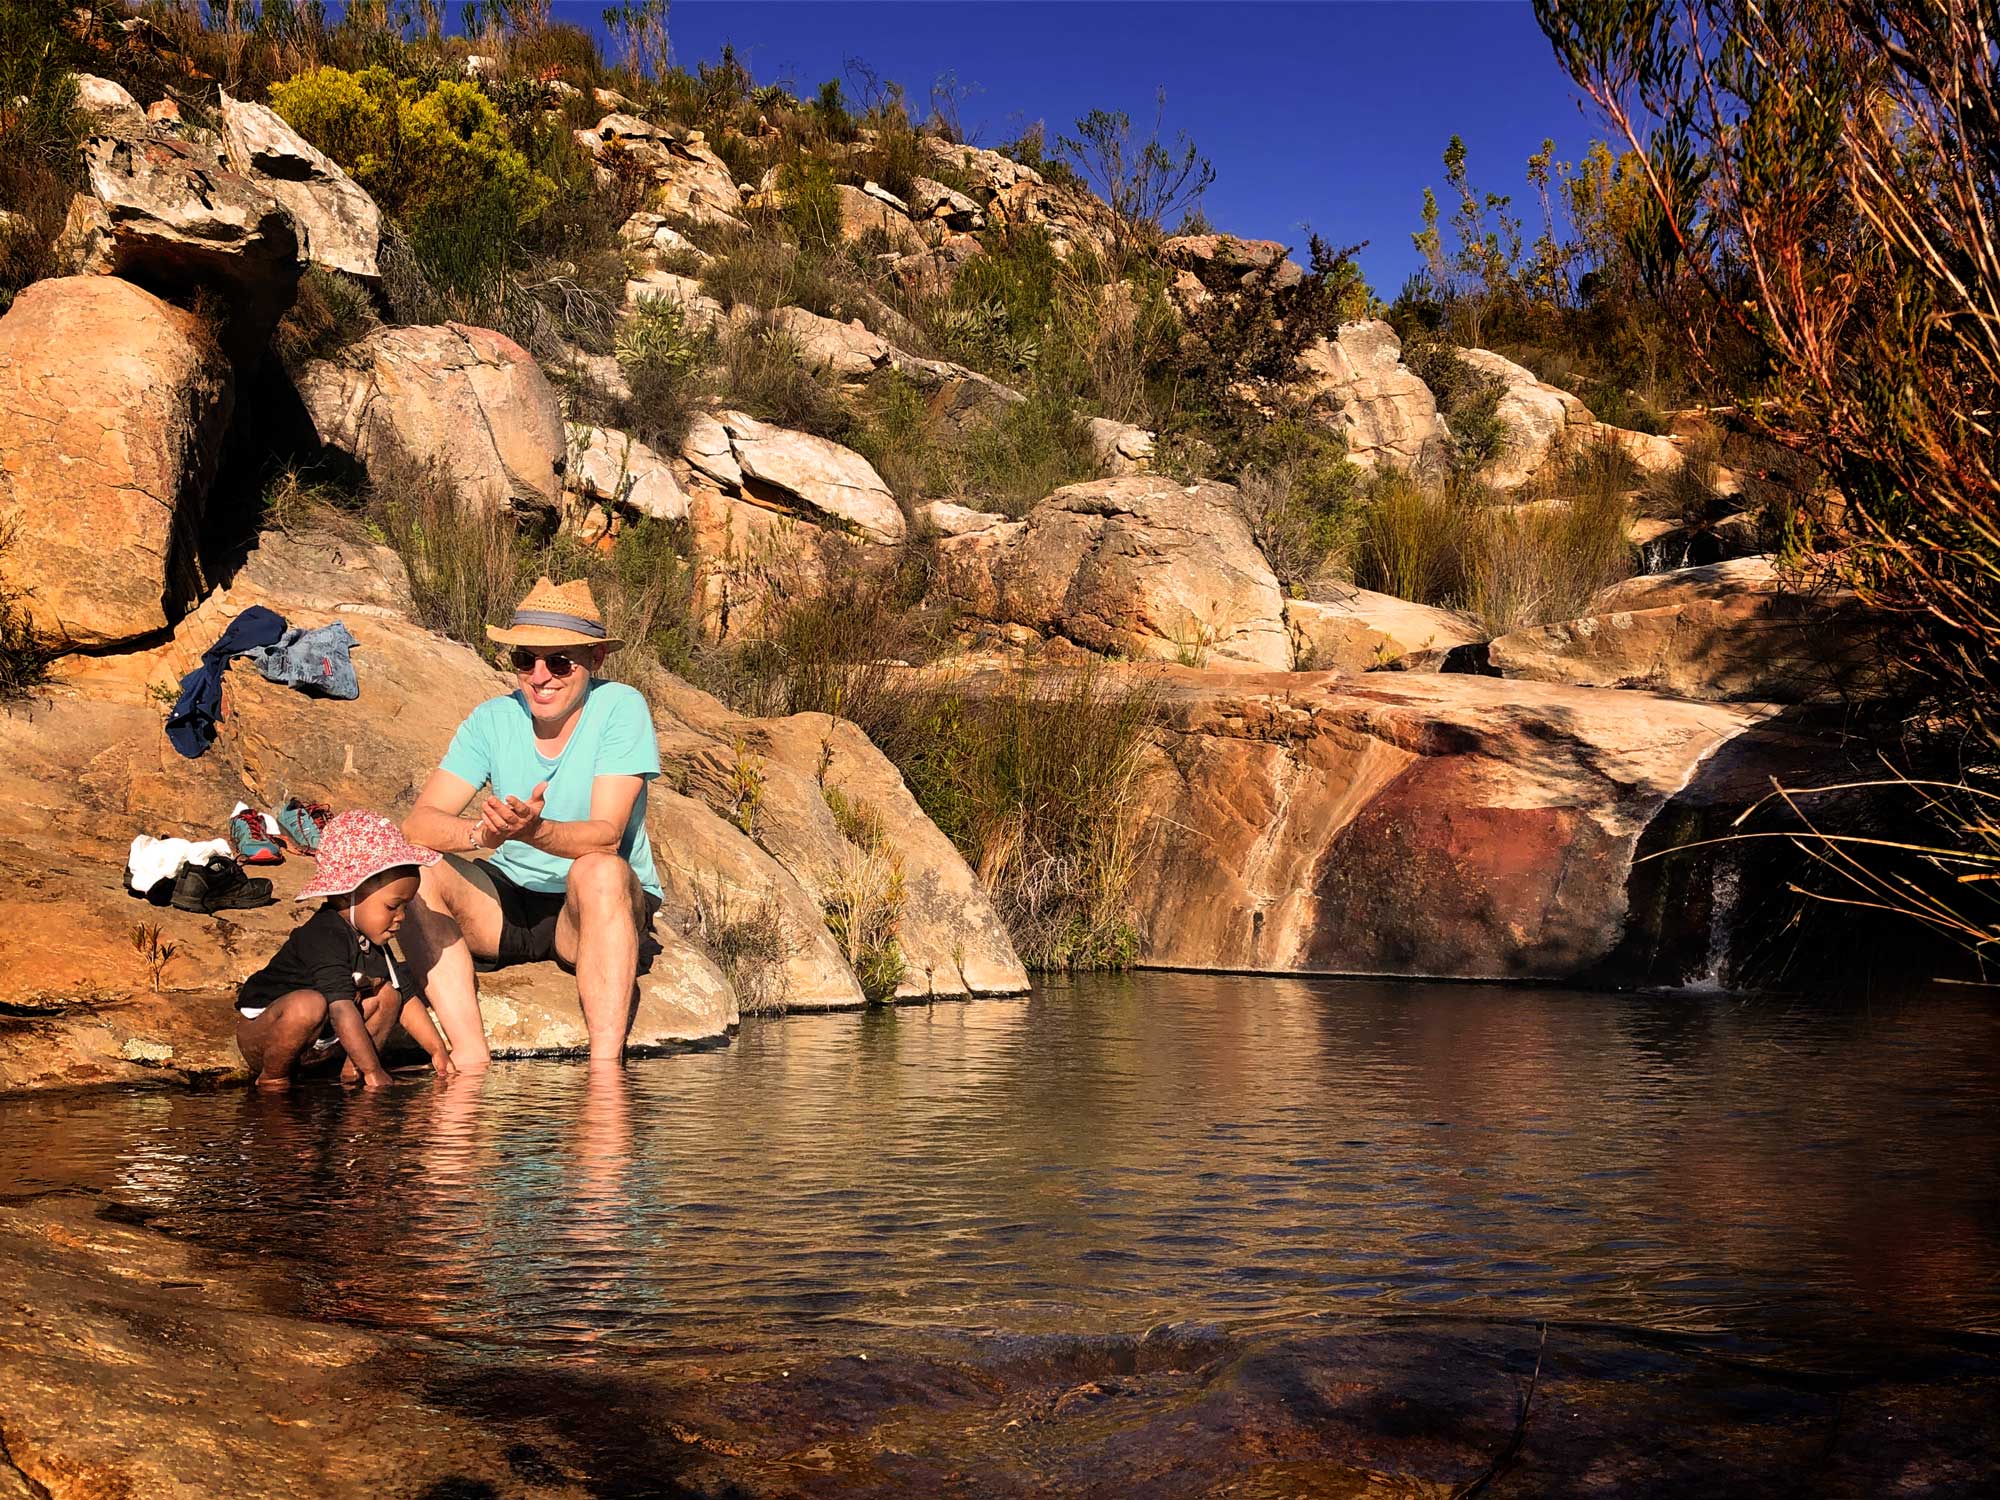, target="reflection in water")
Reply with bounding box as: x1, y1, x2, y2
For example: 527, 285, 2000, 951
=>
2, 976, 1997, 1370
